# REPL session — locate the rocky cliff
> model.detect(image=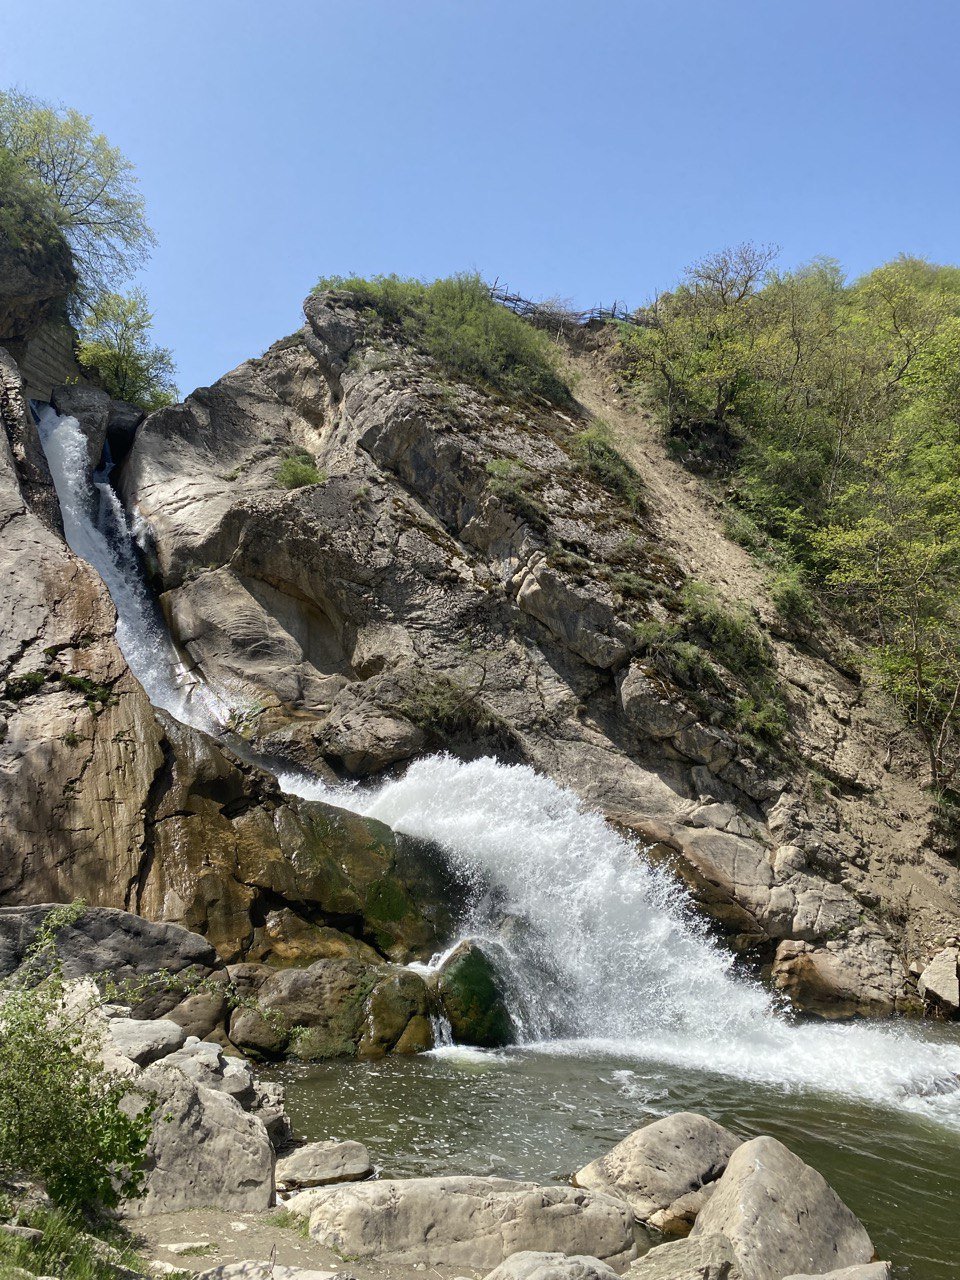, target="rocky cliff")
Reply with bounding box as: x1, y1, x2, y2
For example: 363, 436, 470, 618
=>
107, 287, 960, 1017
3, 258, 960, 1025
